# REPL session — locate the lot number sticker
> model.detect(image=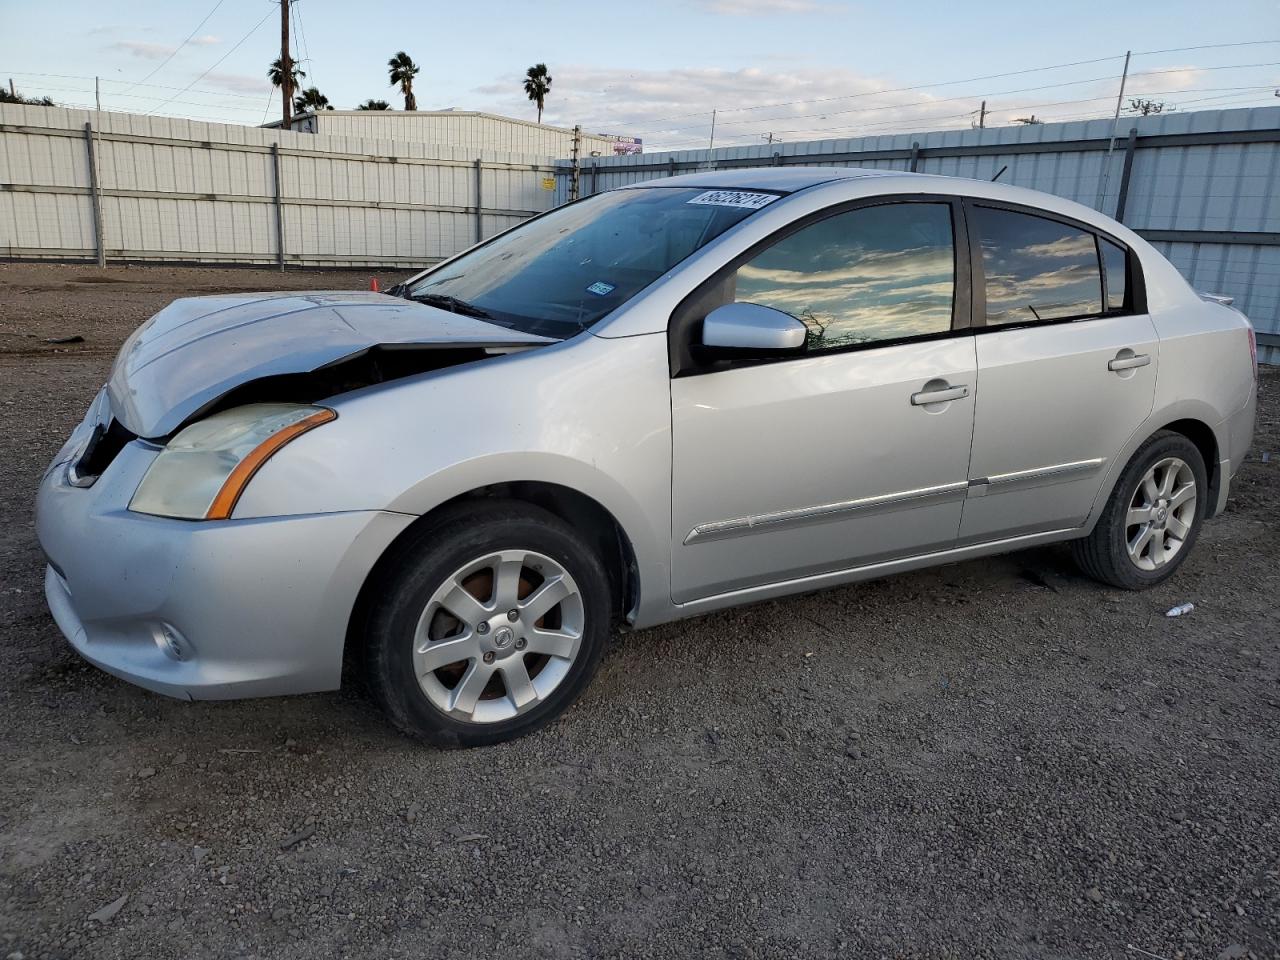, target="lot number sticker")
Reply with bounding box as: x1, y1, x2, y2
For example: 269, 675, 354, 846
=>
586, 281, 616, 296
687, 190, 779, 210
